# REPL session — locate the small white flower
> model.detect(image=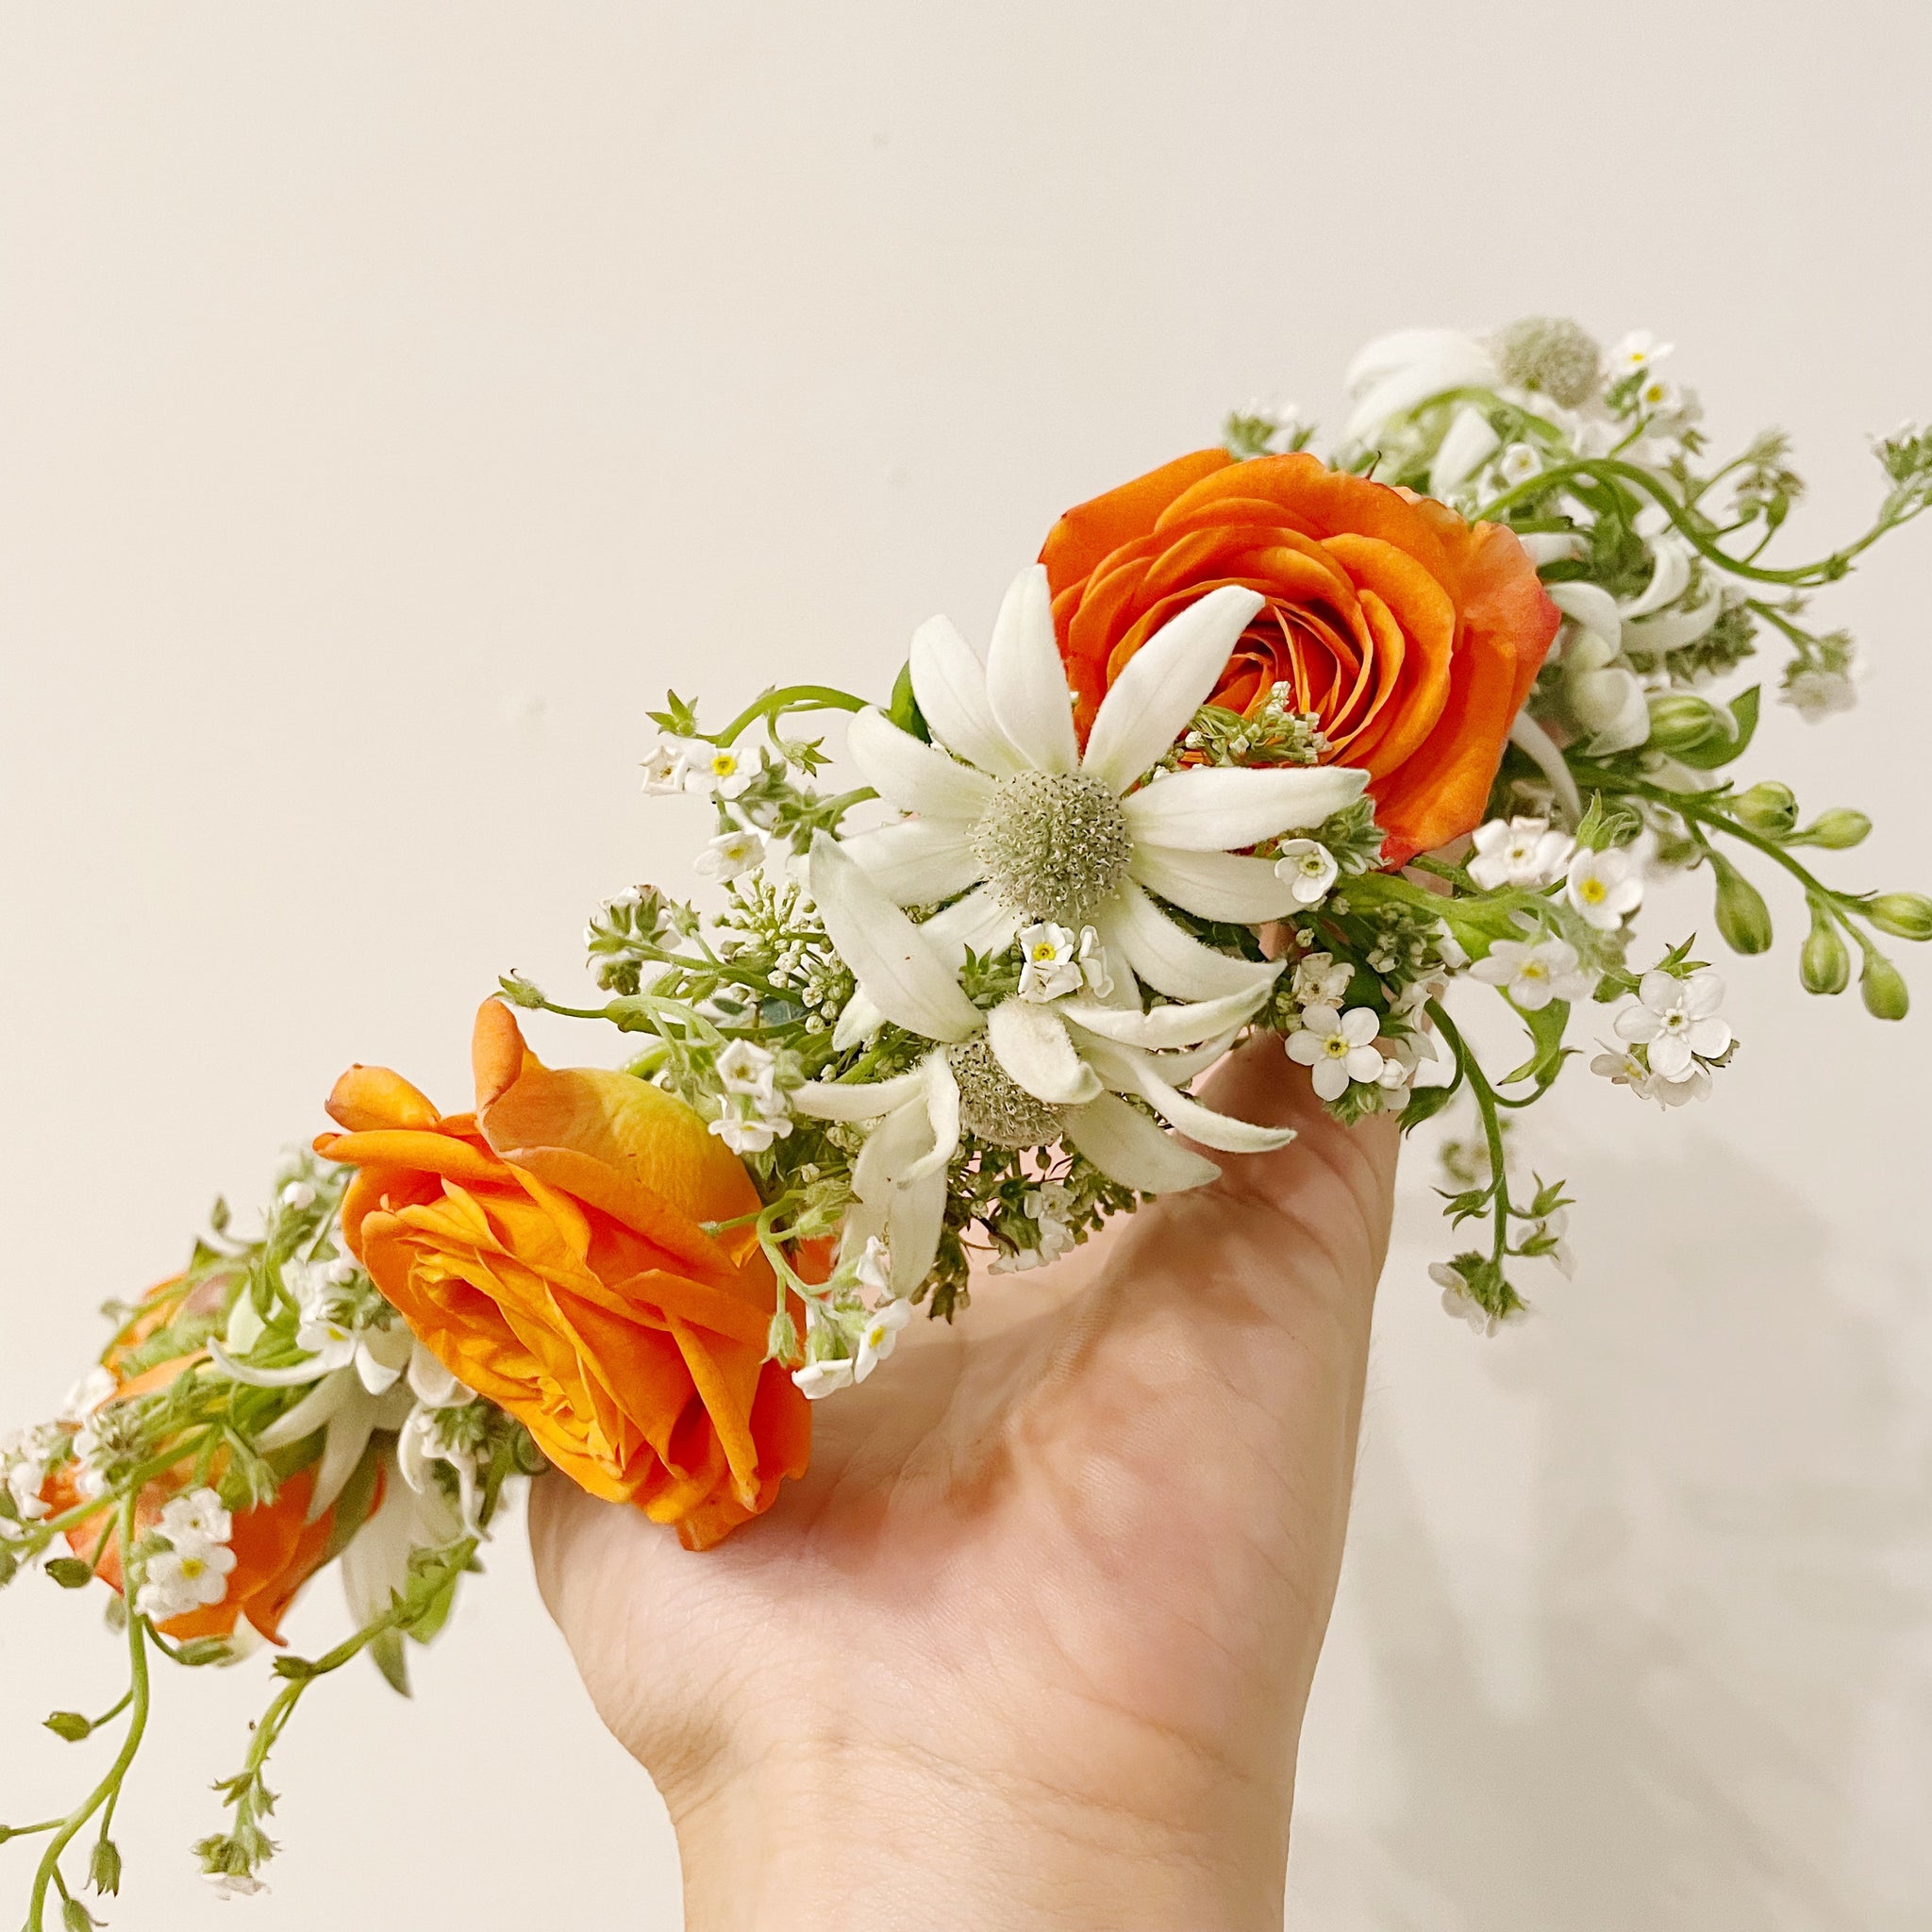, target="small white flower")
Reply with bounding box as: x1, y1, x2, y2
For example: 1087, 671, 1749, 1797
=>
1636, 372, 1680, 414
1468, 815, 1575, 891
715, 1040, 779, 1102
204, 1871, 268, 1900
851, 1235, 891, 1300
1566, 846, 1643, 929
791, 1357, 856, 1400
1613, 970, 1730, 1081
1591, 1043, 1657, 1099
158, 1488, 233, 1551
1291, 951, 1354, 1006
1016, 922, 1086, 1003
708, 1111, 785, 1156
1783, 669, 1857, 723
854, 1299, 913, 1382
640, 741, 691, 794
1286, 1004, 1387, 1101
1429, 1261, 1496, 1336
398, 1402, 480, 1529
1538, 1208, 1576, 1280
59, 1366, 117, 1424
694, 826, 767, 882
1497, 441, 1542, 488
279, 1180, 317, 1211
1075, 926, 1114, 998
136, 1540, 237, 1620
1470, 937, 1596, 1011
684, 743, 755, 801
2, 1424, 61, 1521
1273, 839, 1340, 906
1610, 329, 1672, 373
